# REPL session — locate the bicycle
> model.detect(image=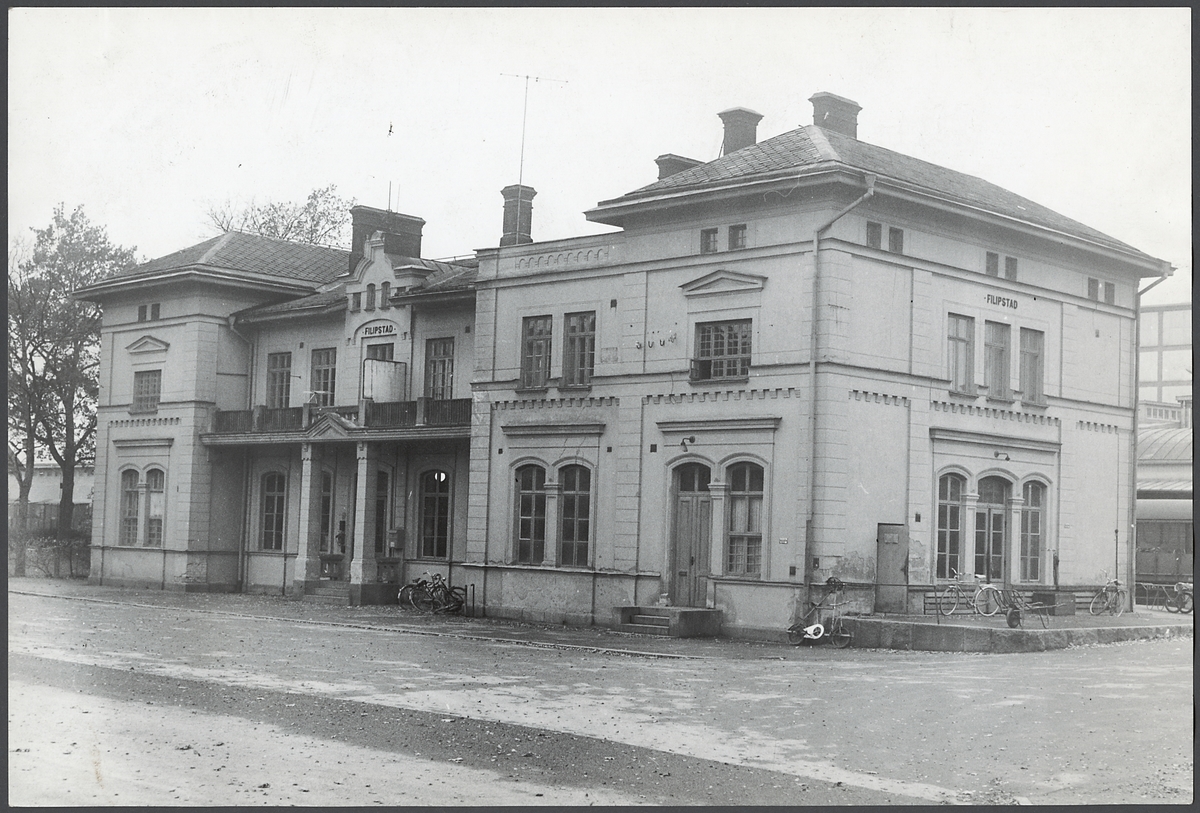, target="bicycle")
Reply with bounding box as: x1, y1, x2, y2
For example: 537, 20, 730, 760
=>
972, 581, 1005, 616
1088, 575, 1128, 616
935, 569, 990, 616
398, 572, 466, 614
787, 577, 852, 649
1168, 582, 1193, 614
